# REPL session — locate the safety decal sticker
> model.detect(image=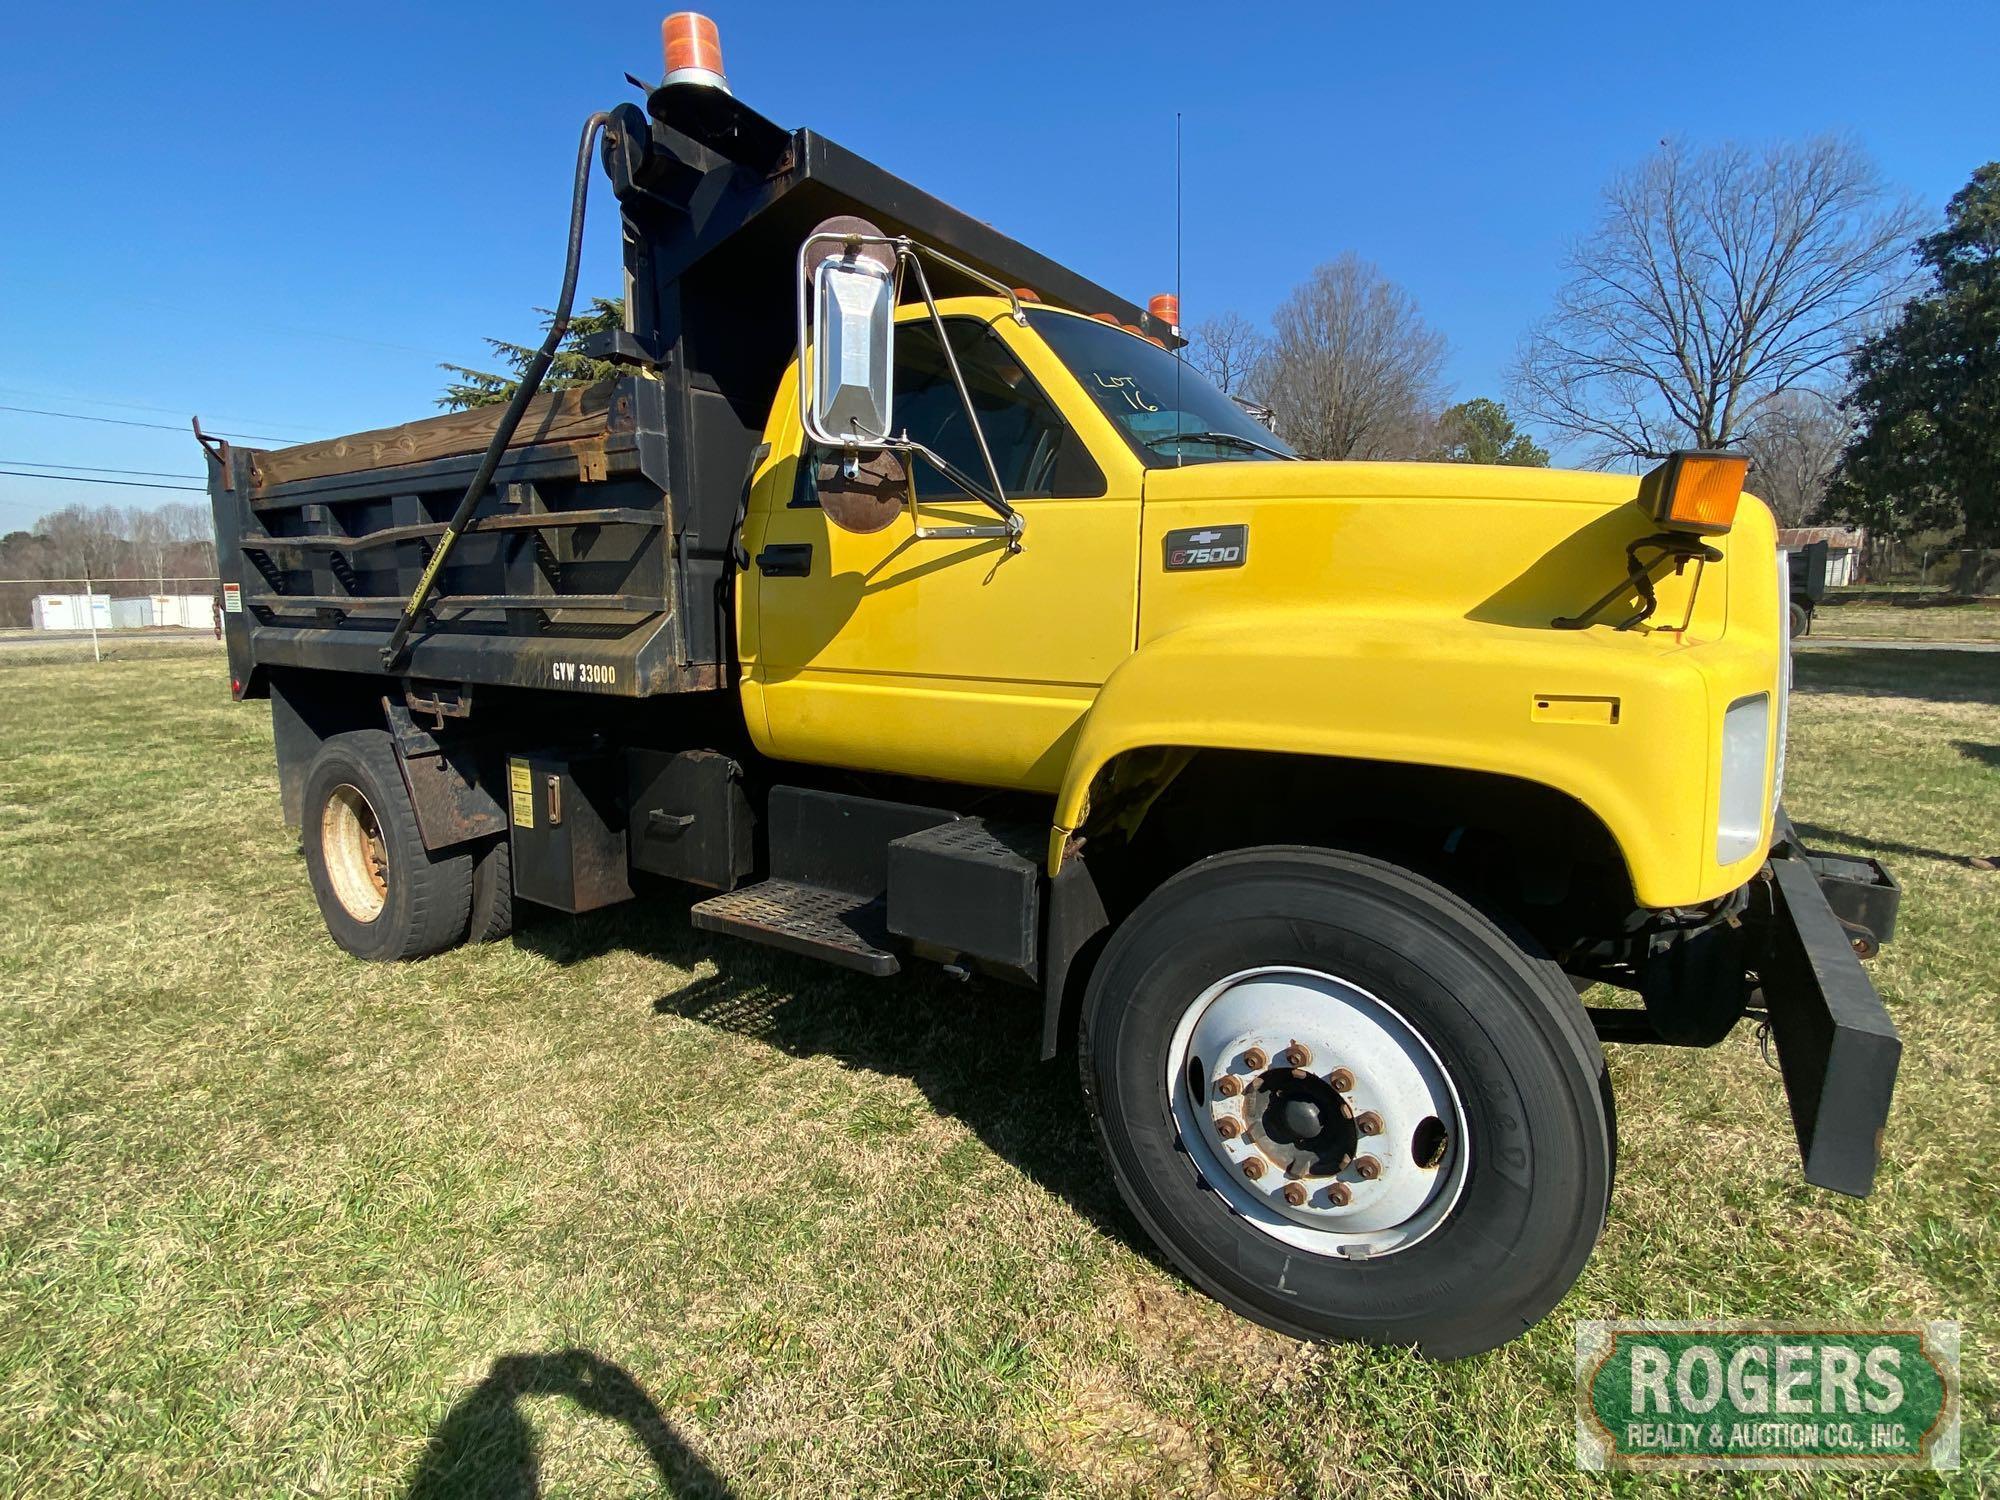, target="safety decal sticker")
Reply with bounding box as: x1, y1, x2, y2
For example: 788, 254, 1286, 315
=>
508, 760, 535, 829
